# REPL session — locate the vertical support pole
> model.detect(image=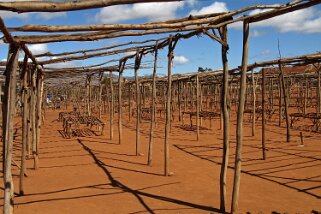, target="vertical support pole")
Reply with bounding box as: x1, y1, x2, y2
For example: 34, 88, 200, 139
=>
128, 84, 131, 121
196, 75, 200, 140
251, 70, 256, 136
218, 25, 230, 213
135, 51, 143, 156
279, 64, 291, 142
231, 21, 249, 213
109, 71, 114, 140
30, 67, 37, 169
118, 60, 126, 144
3, 44, 19, 214
261, 68, 266, 160
98, 72, 103, 119
148, 43, 158, 166
178, 81, 181, 122
20, 55, 28, 195
165, 37, 177, 176
34, 69, 44, 170
278, 75, 283, 126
